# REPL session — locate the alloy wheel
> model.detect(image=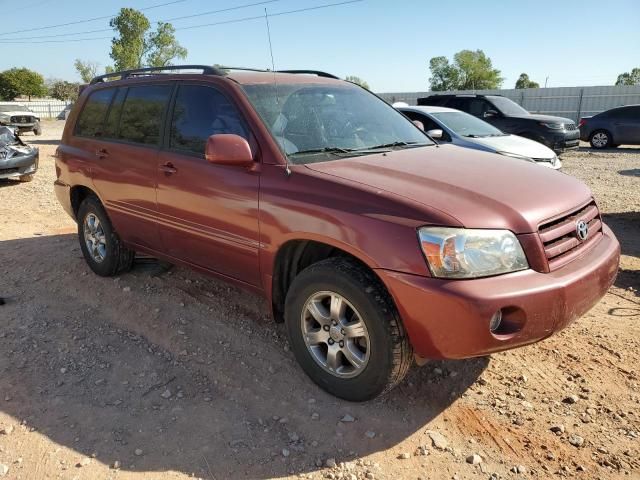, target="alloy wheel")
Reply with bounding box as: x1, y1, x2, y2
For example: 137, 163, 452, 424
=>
83, 213, 107, 263
301, 291, 370, 378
